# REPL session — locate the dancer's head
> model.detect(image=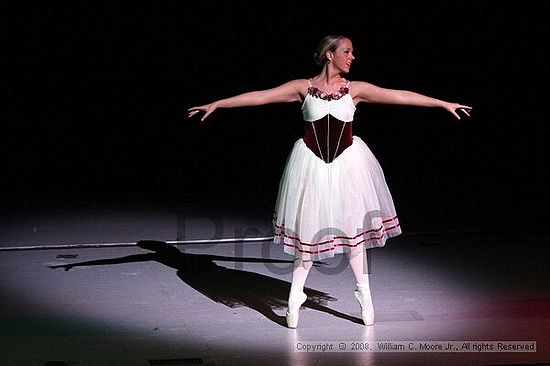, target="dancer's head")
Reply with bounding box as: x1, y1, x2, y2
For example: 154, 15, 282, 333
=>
313, 35, 355, 73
